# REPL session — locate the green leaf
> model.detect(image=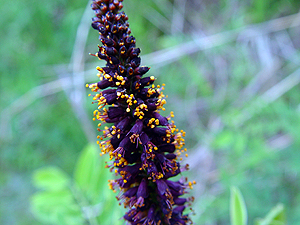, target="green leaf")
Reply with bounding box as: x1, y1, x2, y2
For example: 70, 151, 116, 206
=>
230, 186, 247, 225
72, 145, 124, 223
33, 167, 70, 191
254, 204, 286, 225
32, 189, 73, 205
31, 190, 83, 225
73, 144, 99, 191
73, 144, 110, 200
31, 144, 123, 224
